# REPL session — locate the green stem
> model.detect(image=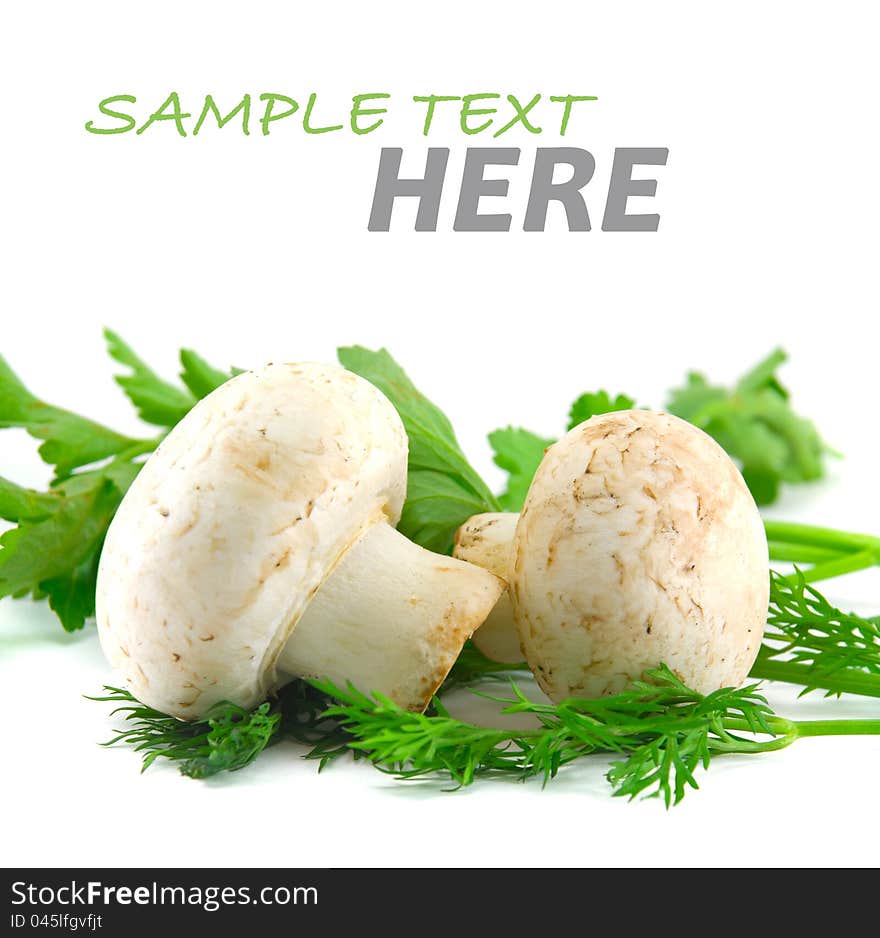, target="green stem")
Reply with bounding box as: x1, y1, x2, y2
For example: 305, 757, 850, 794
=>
719, 713, 880, 755
764, 521, 880, 582
767, 542, 845, 564
115, 436, 164, 462
794, 719, 880, 738
763, 520, 880, 555
790, 548, 878, 584
749, 656, 880, 698
721, 715, 799, 751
